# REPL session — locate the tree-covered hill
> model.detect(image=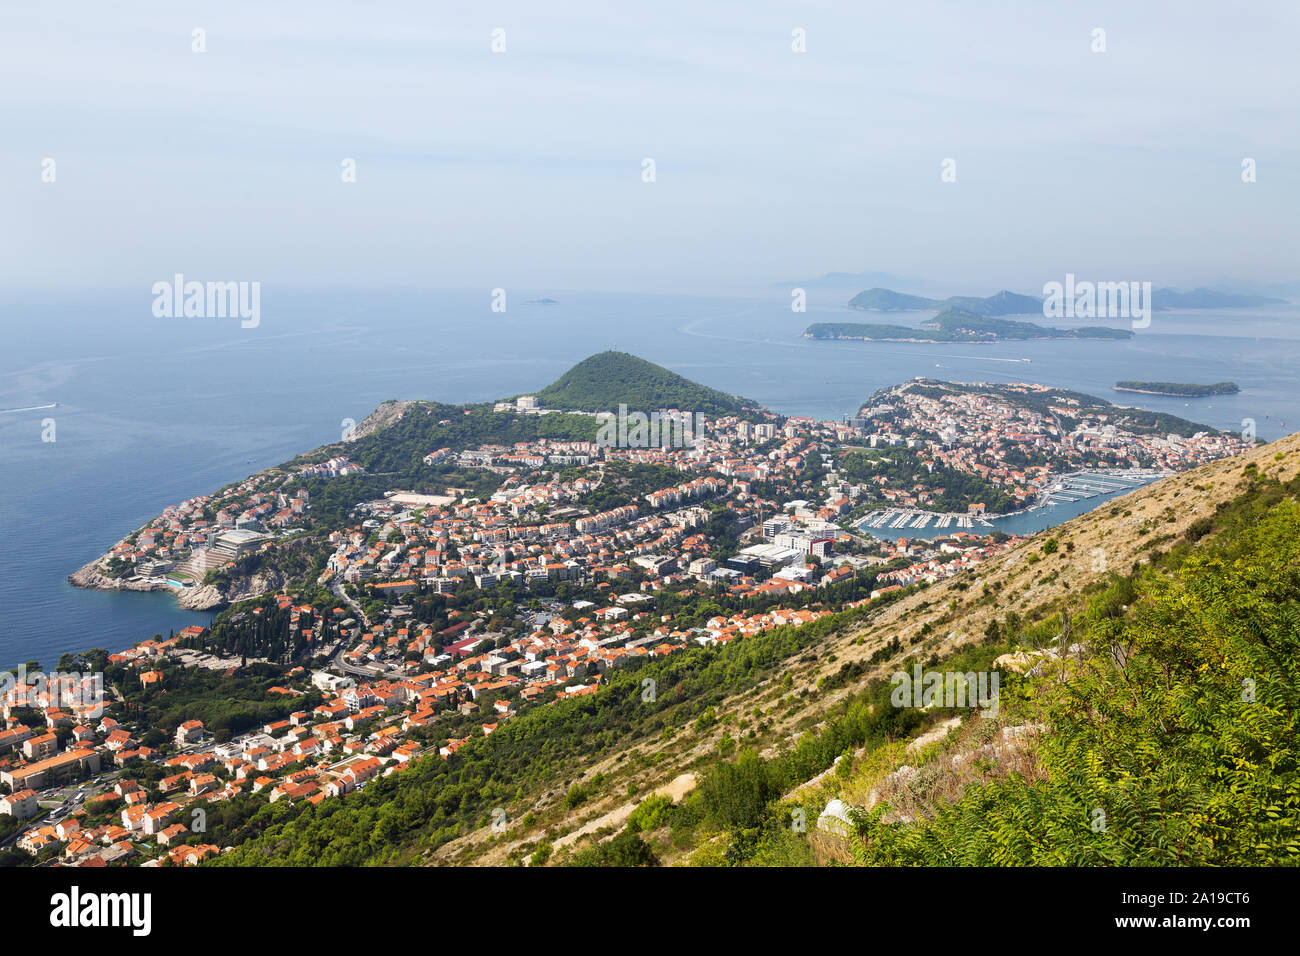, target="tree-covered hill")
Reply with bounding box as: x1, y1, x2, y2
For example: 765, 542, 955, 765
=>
939, 290, 1043, 316
533, 351, 760, 418
846, 288, 1043, 316
847, 288, 941, 311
